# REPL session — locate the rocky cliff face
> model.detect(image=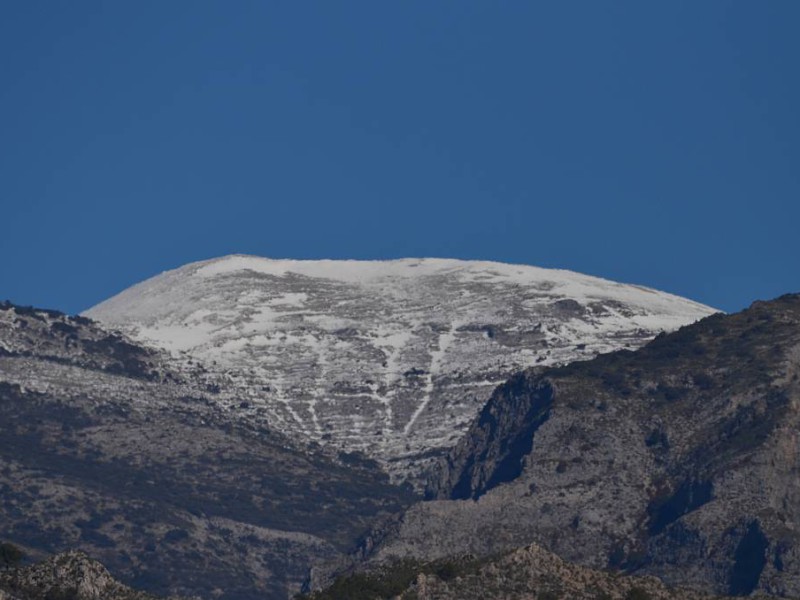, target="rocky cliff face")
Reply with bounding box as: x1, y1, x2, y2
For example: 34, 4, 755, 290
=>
0, 302, 414, 600
359, 294, 800, 597
84, 255, 716, 479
